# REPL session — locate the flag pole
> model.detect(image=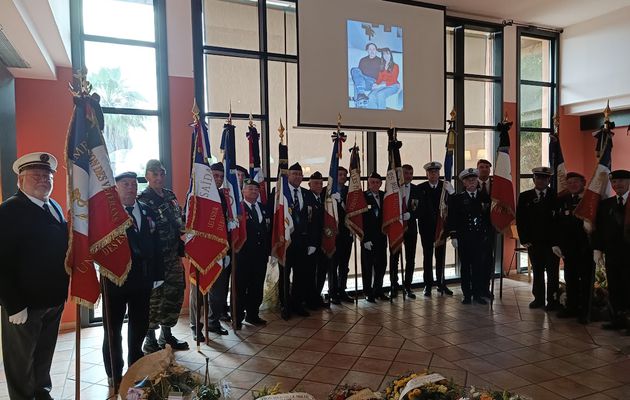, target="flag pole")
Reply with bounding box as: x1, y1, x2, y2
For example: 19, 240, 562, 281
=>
494, 112, 510, 300
227, 108, 239, 331
75, 305, 81, 400
101, 277, 119, 395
